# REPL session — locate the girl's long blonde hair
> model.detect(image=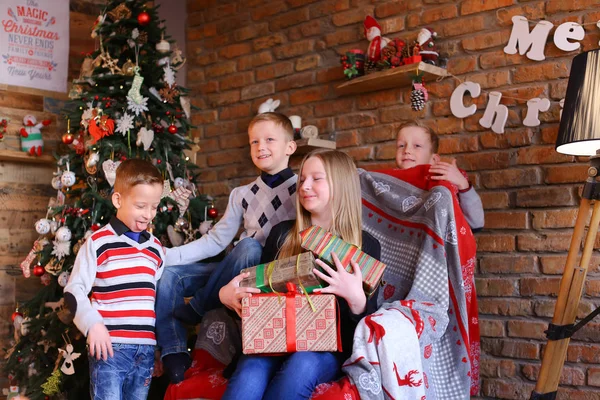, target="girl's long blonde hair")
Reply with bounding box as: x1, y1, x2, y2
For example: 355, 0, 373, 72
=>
277, 149, 363, 259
